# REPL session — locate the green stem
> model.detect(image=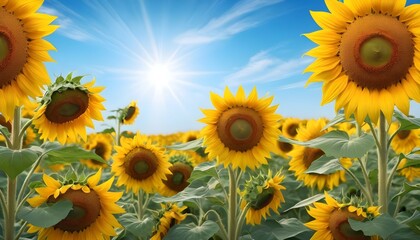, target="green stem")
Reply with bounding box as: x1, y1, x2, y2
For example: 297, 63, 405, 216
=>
202, 209, 228, 239
0, 127, 12, 148
115, 117, 121, 146
17, 155, 43, 206
0, 189, 8, 223
343, 168, 373, 205
17, 119, 33, 143
377, 113, 389, 213
137, 189, 144, 220
15, 221, 28, 240
235, 202, 251, 239
228, 166, 239, 240
386, 156, 401, 203
356, 123, 374, 204
393, 196, 402, 218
